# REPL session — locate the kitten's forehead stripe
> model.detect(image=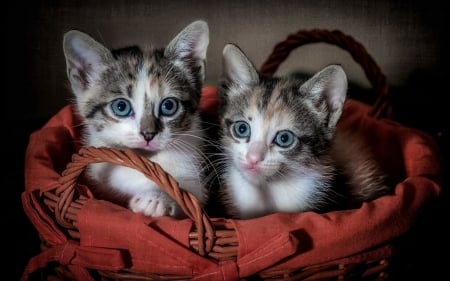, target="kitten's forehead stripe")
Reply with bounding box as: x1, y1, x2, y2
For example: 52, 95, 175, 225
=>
263, 88, 283, 121
149, 75, 158, 87
127, 85, 132, 98
249, 91, 260, 113
259, 83, 273, 111
143, 91, 154, 114
267, 82, 283, 109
